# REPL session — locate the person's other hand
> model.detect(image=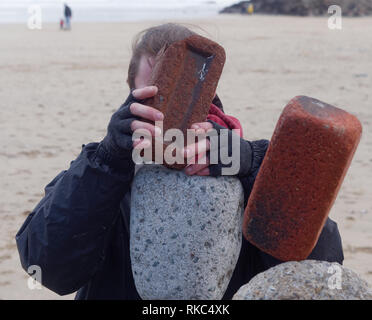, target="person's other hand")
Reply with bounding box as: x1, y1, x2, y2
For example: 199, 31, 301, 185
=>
183, 120, 253, 177
182, 122, 213, 176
